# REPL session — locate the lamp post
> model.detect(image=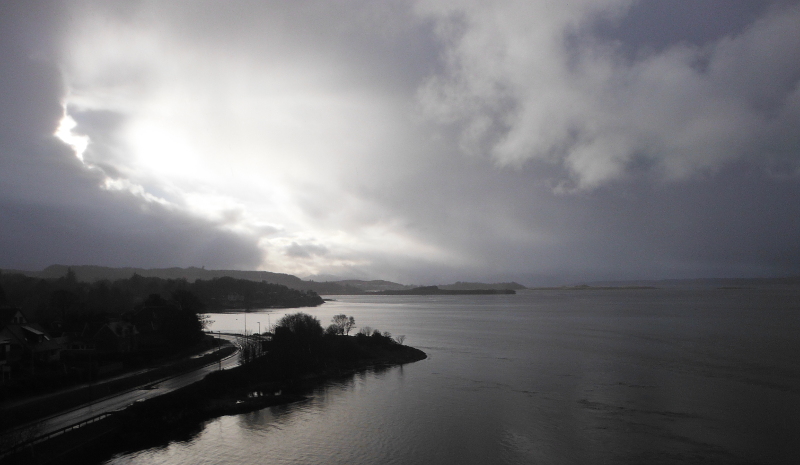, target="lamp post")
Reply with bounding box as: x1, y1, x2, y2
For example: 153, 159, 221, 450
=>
257, 321, 262, 357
